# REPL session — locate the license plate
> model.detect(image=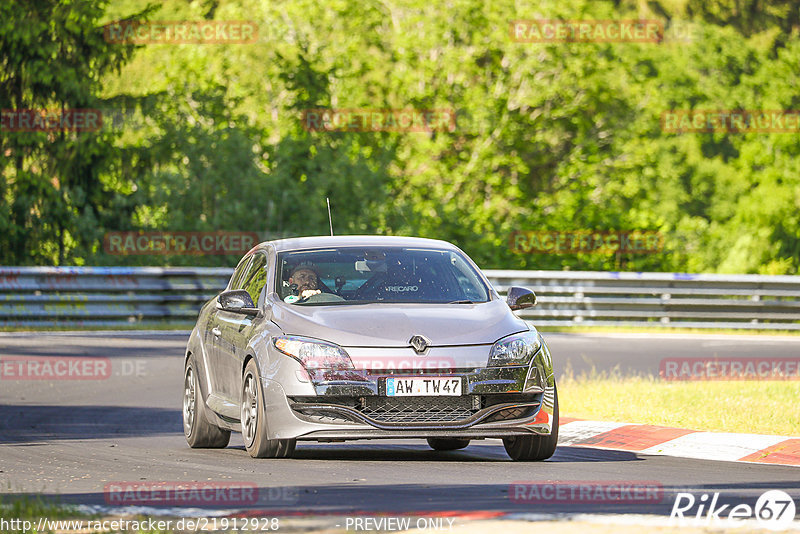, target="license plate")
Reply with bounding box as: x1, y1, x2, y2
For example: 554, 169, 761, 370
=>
385, 377, 461, 396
